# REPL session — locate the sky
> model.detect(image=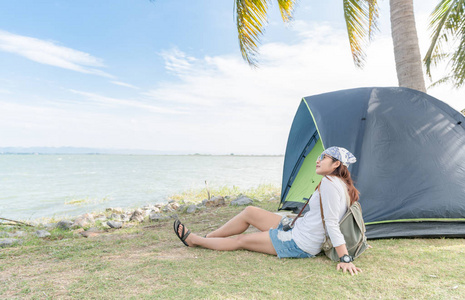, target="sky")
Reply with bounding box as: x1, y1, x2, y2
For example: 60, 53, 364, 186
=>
0, 0, 463, 155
